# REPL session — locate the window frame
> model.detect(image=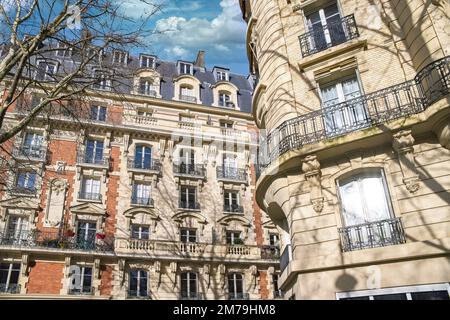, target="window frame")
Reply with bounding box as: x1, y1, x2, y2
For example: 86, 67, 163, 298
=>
180, 272, 198, 299
0, 263, 21, 292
